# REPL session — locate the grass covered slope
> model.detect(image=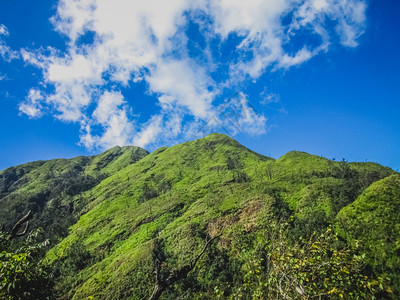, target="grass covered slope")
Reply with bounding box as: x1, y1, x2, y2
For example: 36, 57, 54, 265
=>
41, 134, 397, 299
45, 134, 275, 298
0, 146, 148, 243
336, 173, 400, 289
